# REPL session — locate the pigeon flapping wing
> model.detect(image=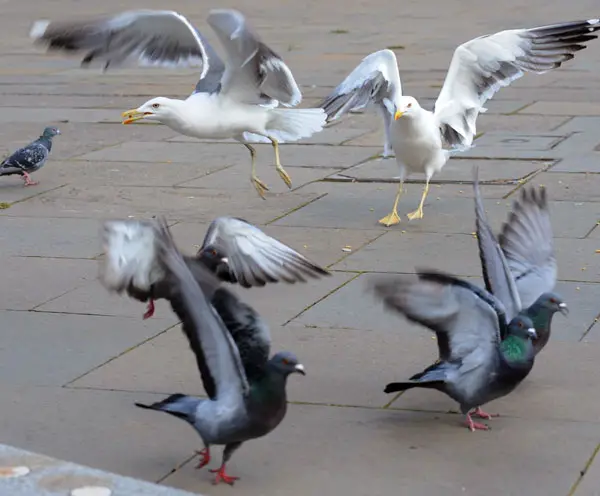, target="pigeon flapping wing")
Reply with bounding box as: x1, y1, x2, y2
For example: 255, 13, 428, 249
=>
153, 219, 250, 403
472, 166, 522, 323
498, 186, 557, 309
200, 217, 330, 288
371, 271, 504, 372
